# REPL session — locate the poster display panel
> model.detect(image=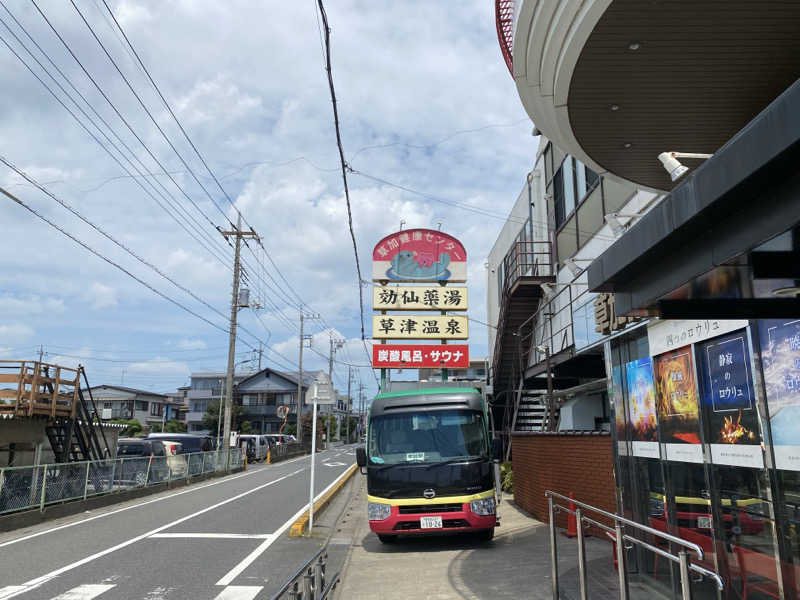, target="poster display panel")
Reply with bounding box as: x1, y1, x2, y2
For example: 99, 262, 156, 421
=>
625, 357, 660, 459
654, 346, 703, 463
759, 319, 800, 471
697, 329, 763, 468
